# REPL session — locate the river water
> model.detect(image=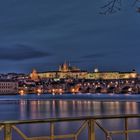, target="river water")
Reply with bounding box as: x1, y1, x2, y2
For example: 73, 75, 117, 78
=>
0, 94, 140, 140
